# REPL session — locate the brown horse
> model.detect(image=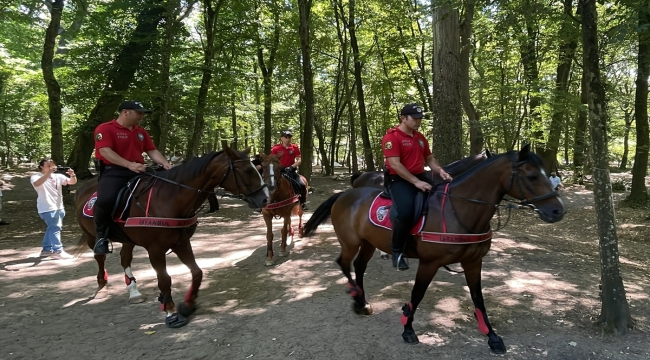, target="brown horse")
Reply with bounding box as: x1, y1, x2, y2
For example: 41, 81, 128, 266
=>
259, 153, 308, 266
303, 144, 565, 353
75, 145, 269, 328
